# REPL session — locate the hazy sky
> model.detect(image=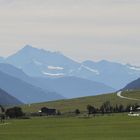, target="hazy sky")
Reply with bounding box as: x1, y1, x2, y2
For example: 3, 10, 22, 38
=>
0, 0, 140, 65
